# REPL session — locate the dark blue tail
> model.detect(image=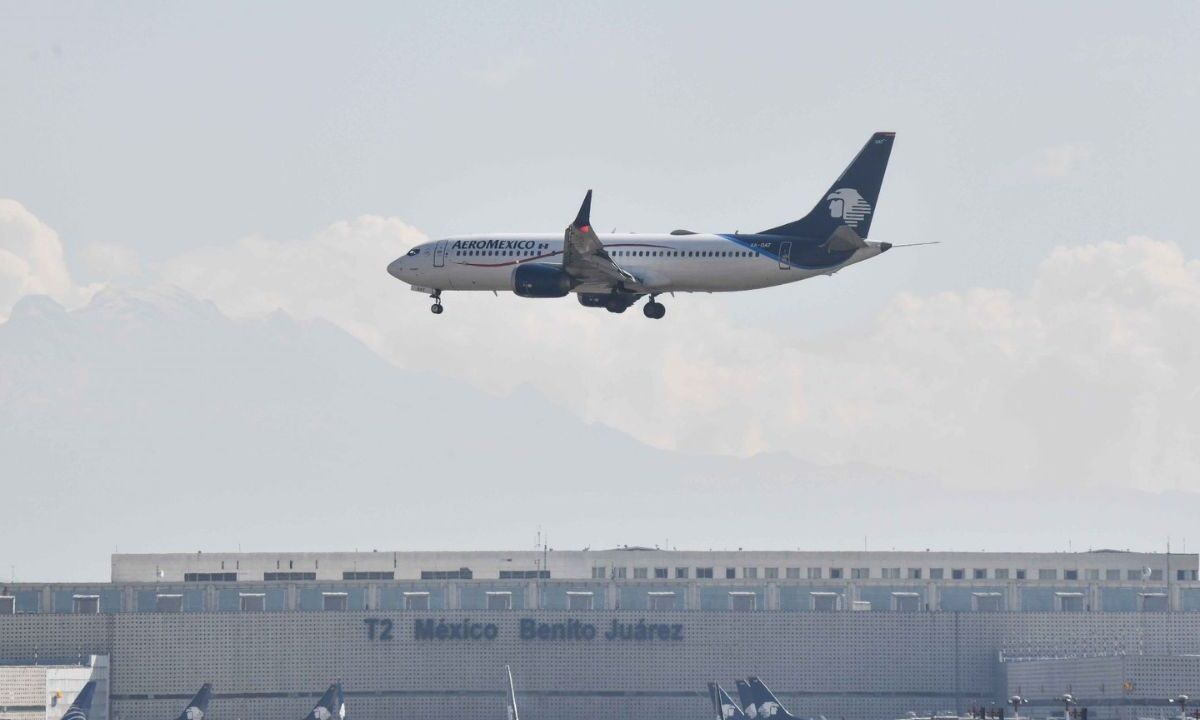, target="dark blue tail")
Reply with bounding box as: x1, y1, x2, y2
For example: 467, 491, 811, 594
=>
735, 680, 756, 717
176, 684, 212, 720
762, 132, 895, 240
63, 682, 97, 720
748, 677, 801, 720
709, 683, 749, 720
303, 684, 344, 720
